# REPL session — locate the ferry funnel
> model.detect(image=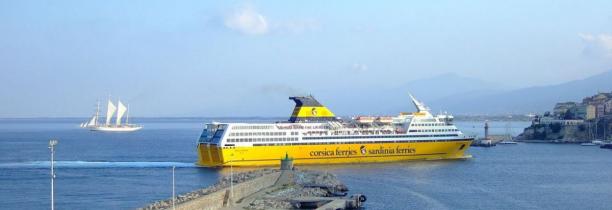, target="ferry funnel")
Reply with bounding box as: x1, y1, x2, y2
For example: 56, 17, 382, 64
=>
288, 96, 336, 123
